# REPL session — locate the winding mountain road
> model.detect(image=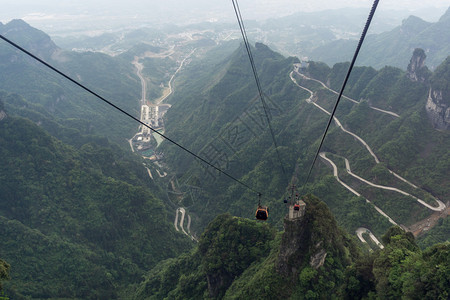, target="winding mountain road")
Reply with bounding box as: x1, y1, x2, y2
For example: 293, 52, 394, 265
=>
295, 69, 400, 118
356, 227, 384, 250
174, 207, 197, 241
289, 66, 448, 245
156, 49, 196, 105
290, 70, 445, 212
319, 152, 398, 225
345, 158, 445, 211
130, 48, 199, 242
